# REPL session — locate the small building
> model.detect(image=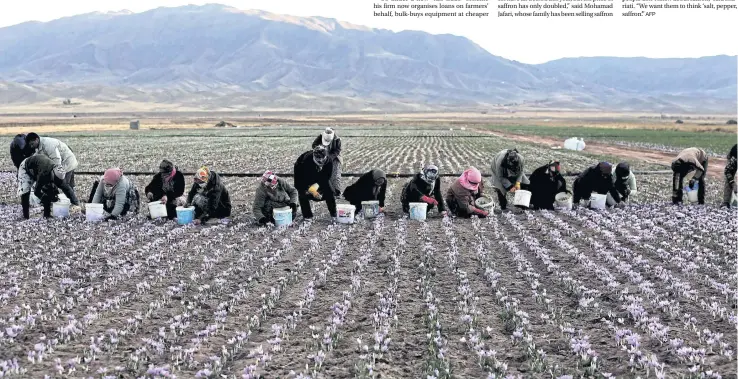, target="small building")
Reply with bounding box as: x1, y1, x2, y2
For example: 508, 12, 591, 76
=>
130, 120, 140, 130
